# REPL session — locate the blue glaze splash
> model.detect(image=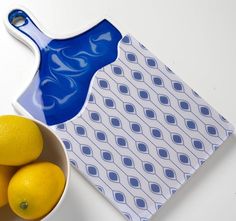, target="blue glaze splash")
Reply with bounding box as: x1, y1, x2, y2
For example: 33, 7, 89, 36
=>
9, 10, 122, 125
